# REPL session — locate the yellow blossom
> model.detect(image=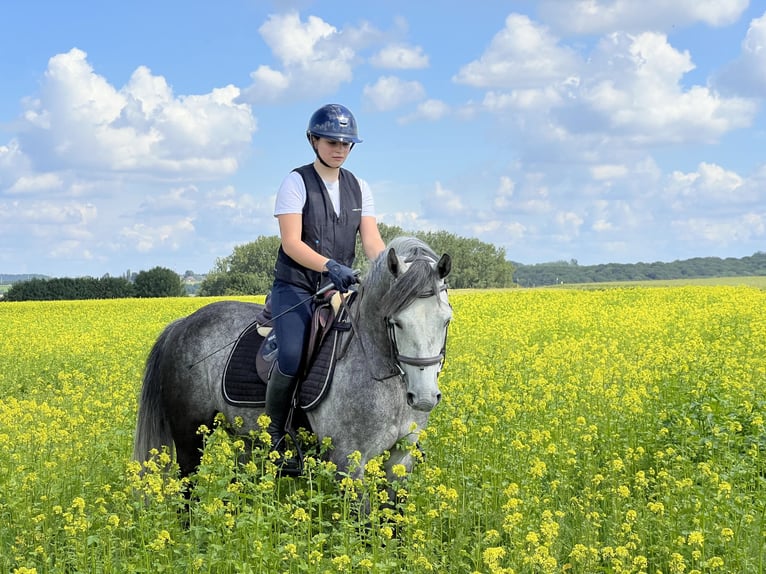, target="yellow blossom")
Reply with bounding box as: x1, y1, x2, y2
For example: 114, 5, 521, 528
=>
687, 531, 704, 546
